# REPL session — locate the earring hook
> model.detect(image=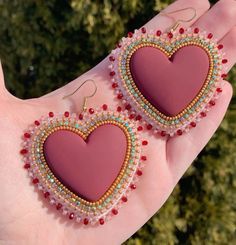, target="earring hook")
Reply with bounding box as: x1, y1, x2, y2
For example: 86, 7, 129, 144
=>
62, 79, 97, 112
160, 7, 197, 32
